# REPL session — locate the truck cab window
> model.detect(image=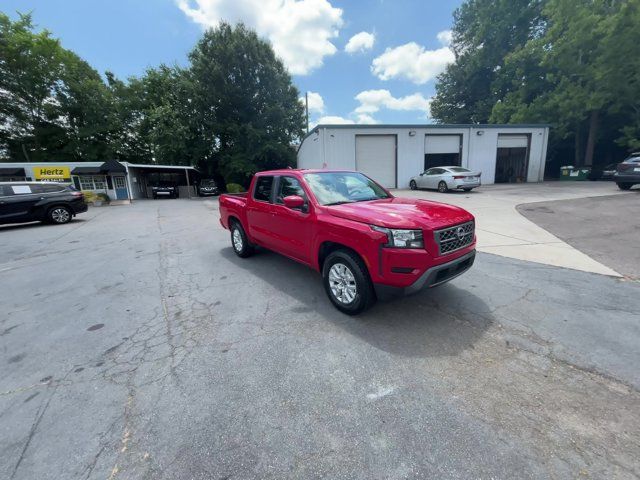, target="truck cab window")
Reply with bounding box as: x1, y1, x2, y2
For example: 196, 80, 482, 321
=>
253, 176, 274, 202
